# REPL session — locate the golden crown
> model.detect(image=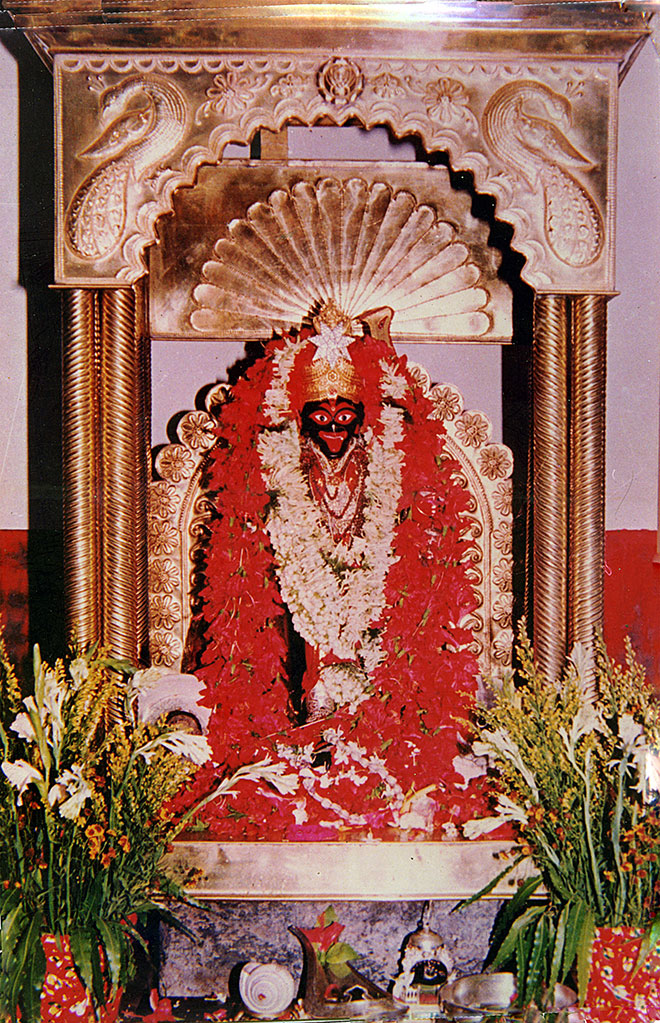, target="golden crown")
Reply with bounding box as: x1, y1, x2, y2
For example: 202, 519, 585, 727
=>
301, 357, 362, 404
